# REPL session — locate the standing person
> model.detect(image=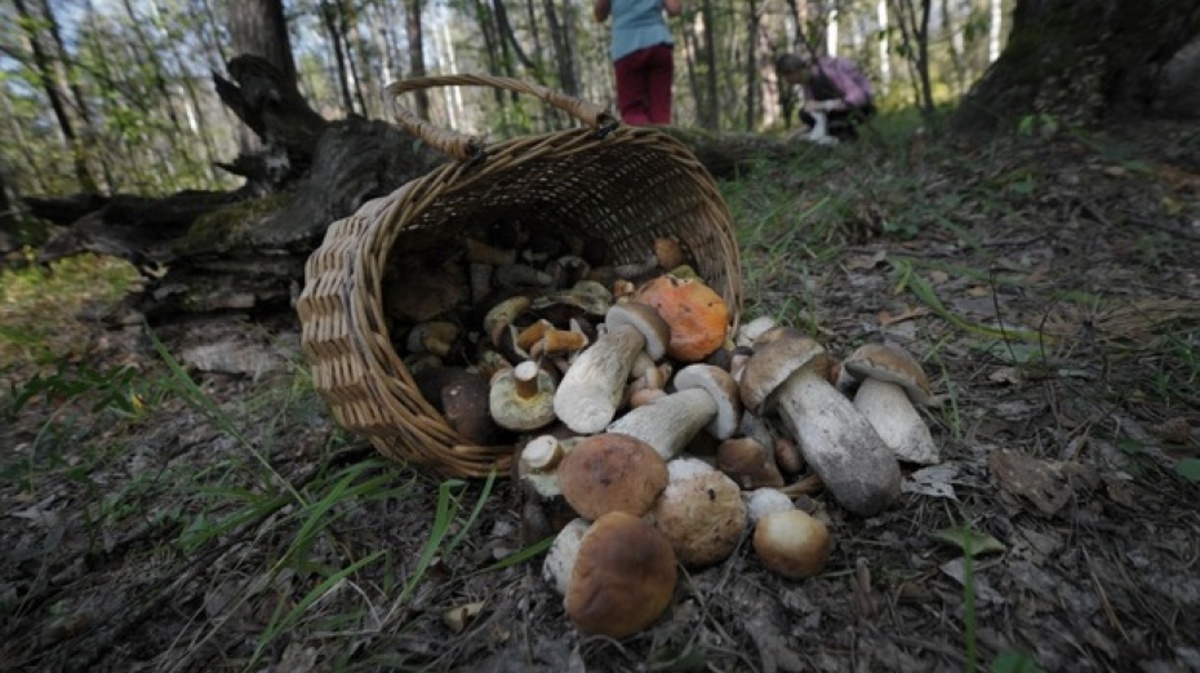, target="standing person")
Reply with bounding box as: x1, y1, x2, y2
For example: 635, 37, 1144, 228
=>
594, 0, 683, 125
776, 52, 875, 141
